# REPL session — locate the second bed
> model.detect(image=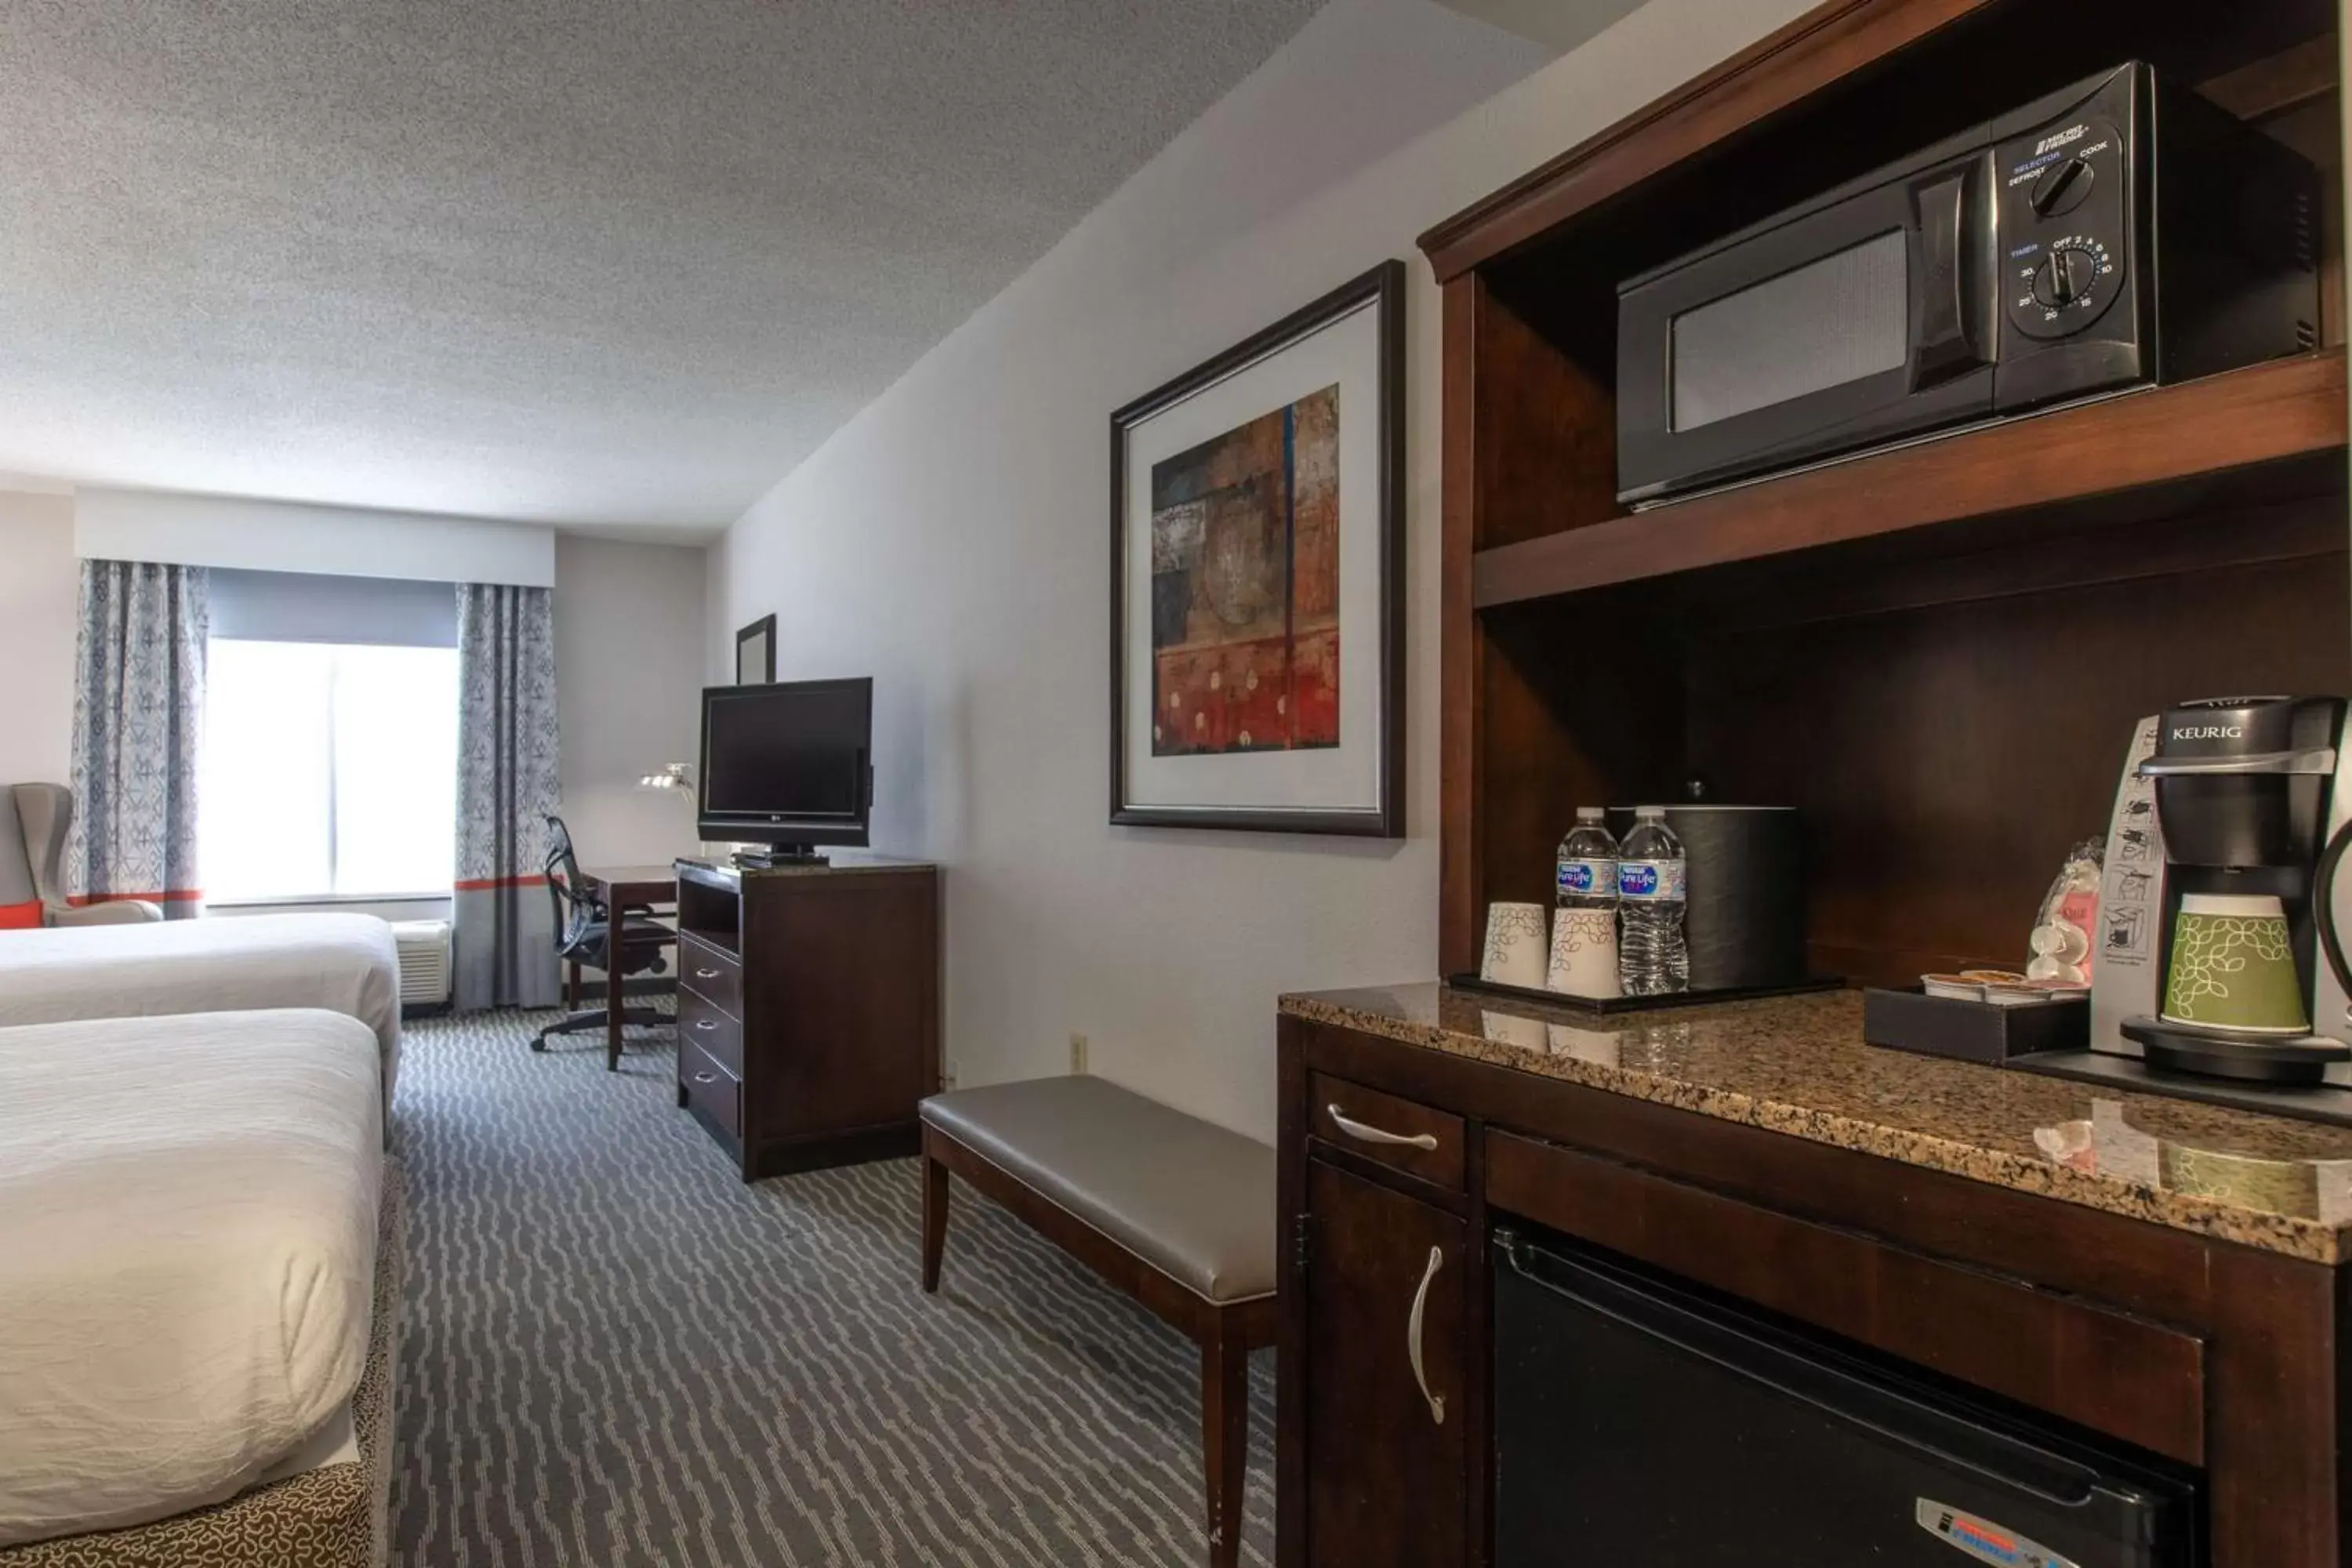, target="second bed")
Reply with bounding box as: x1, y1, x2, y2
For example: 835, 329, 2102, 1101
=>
0, 913, 403, 1094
